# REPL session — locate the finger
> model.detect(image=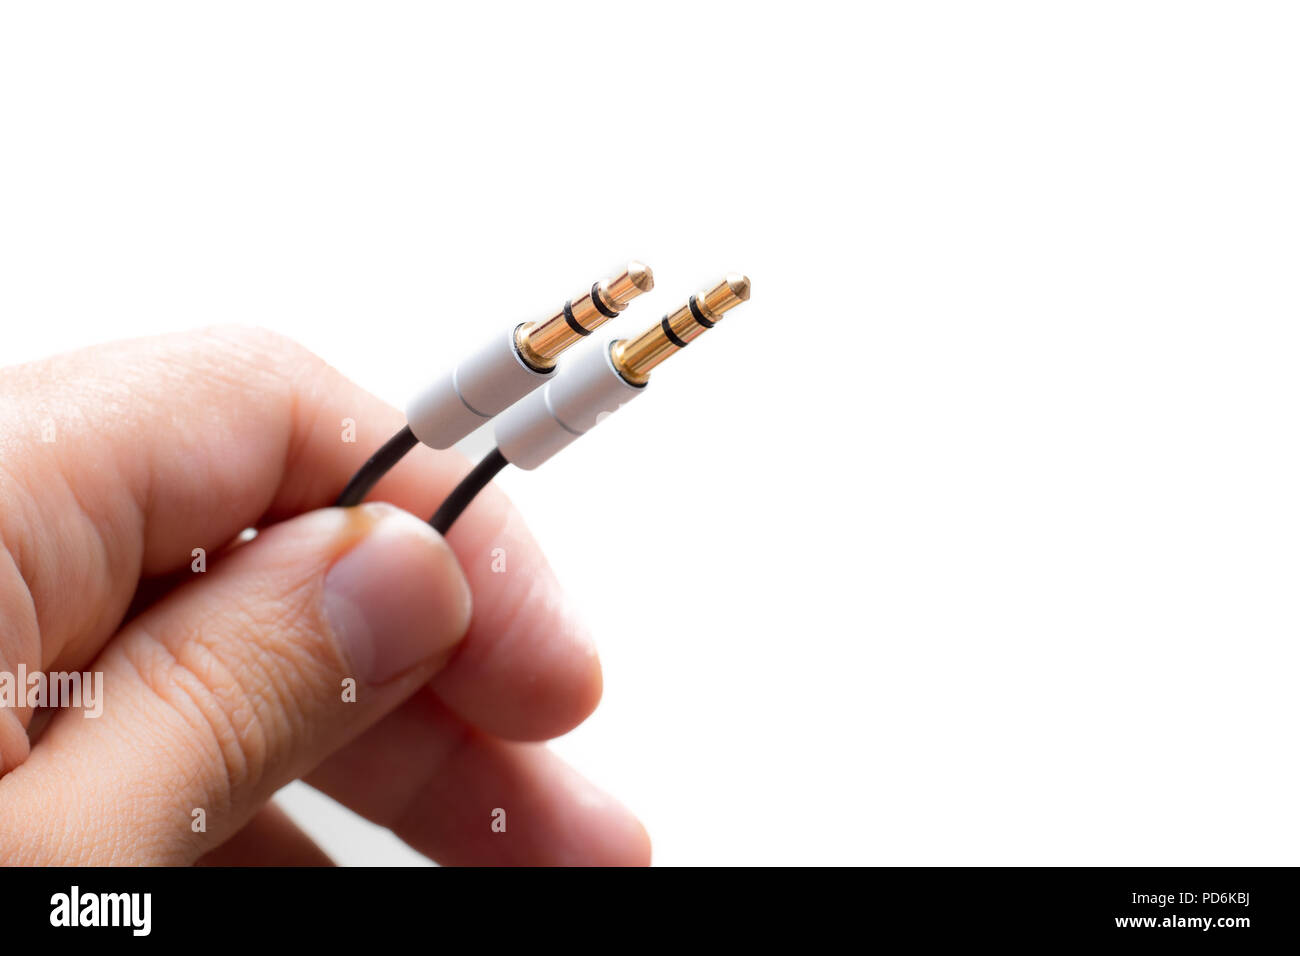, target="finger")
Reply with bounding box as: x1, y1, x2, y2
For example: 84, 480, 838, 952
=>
307, 687, 651, 867
423, 479, 602, 742
196, 801, 334, 867
0, 327, 599, 771
0, 503, 471, 864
